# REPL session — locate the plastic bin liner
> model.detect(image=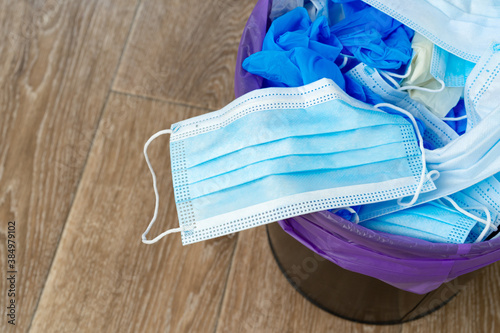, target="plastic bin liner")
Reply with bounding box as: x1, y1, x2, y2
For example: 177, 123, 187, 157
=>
234, 0, 500, 294
234, 0, 271, 97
